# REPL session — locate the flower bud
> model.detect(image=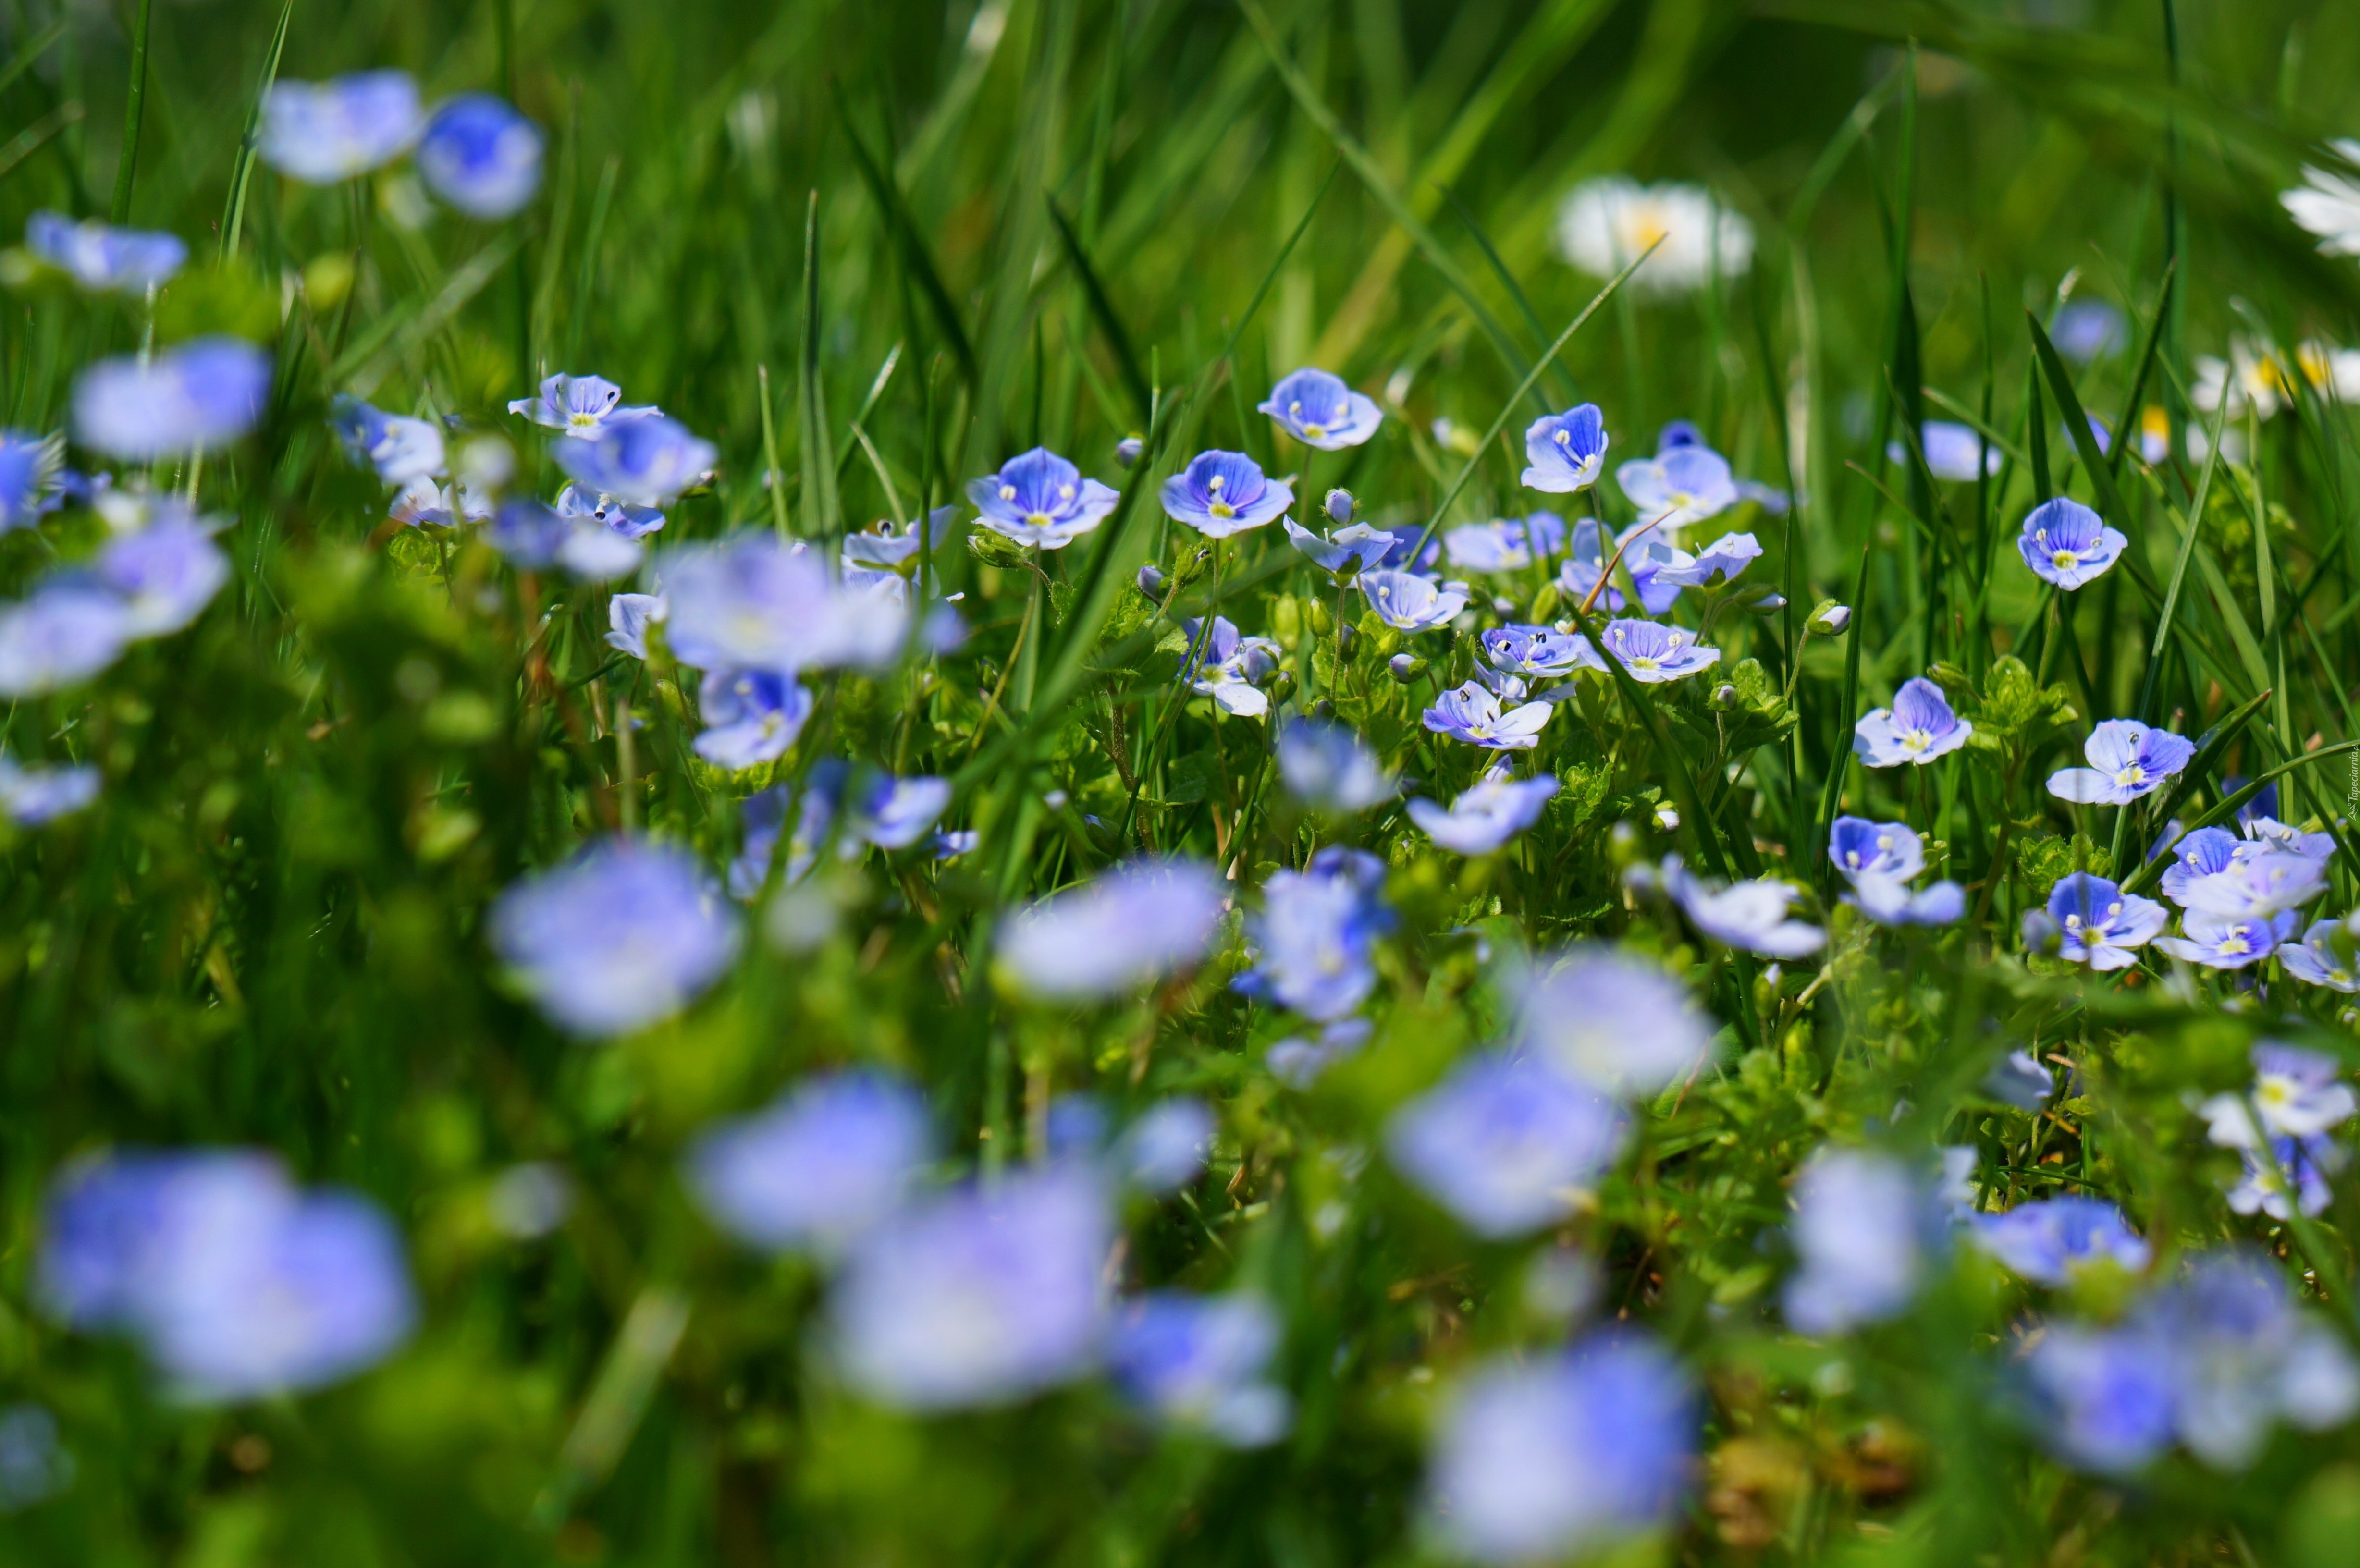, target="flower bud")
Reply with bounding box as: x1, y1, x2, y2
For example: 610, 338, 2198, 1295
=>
1115, 435, 1144, 467
2021, 909, 2063, 957
1388, 652, 1427, 685
1711, 684, 1739, 710
1306, 598, 1333, 637
1747, 592, 1787, 614
1311, 699, 1336, 722
1137, 563, 1167, 598
1268, 669, 1297, 704
1324, 488, 1355, 525
1652, 803, 1681, 831
1807, 600, 1851, 636
1337, 622, 1358, 658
